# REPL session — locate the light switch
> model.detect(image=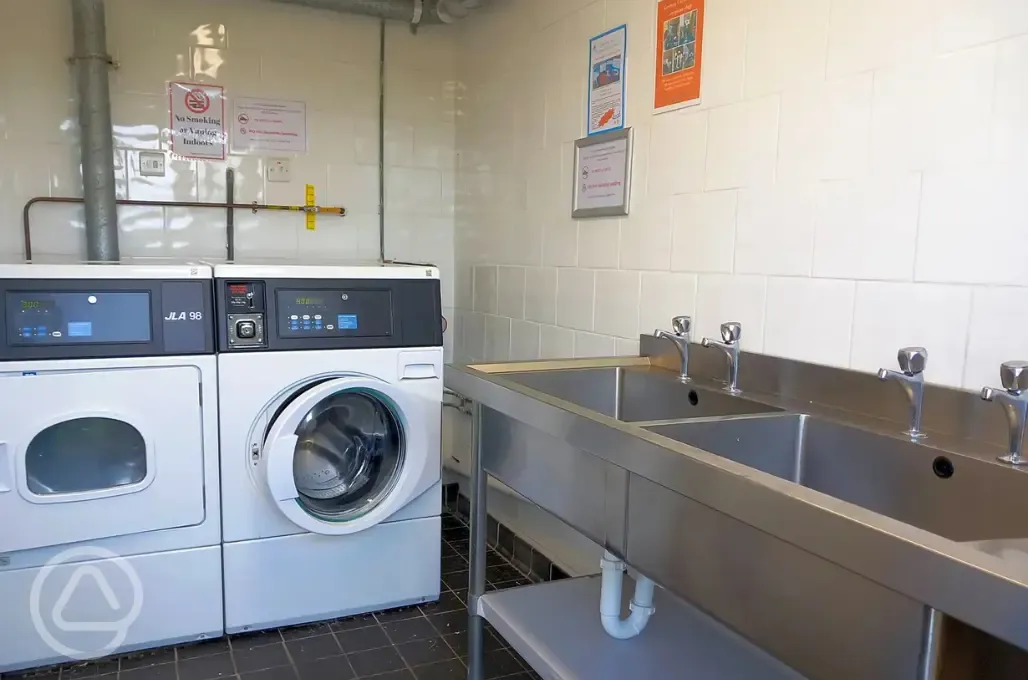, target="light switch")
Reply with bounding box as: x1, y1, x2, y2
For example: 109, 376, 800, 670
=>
139, 152, 166, 177
267, 158, 292, 183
